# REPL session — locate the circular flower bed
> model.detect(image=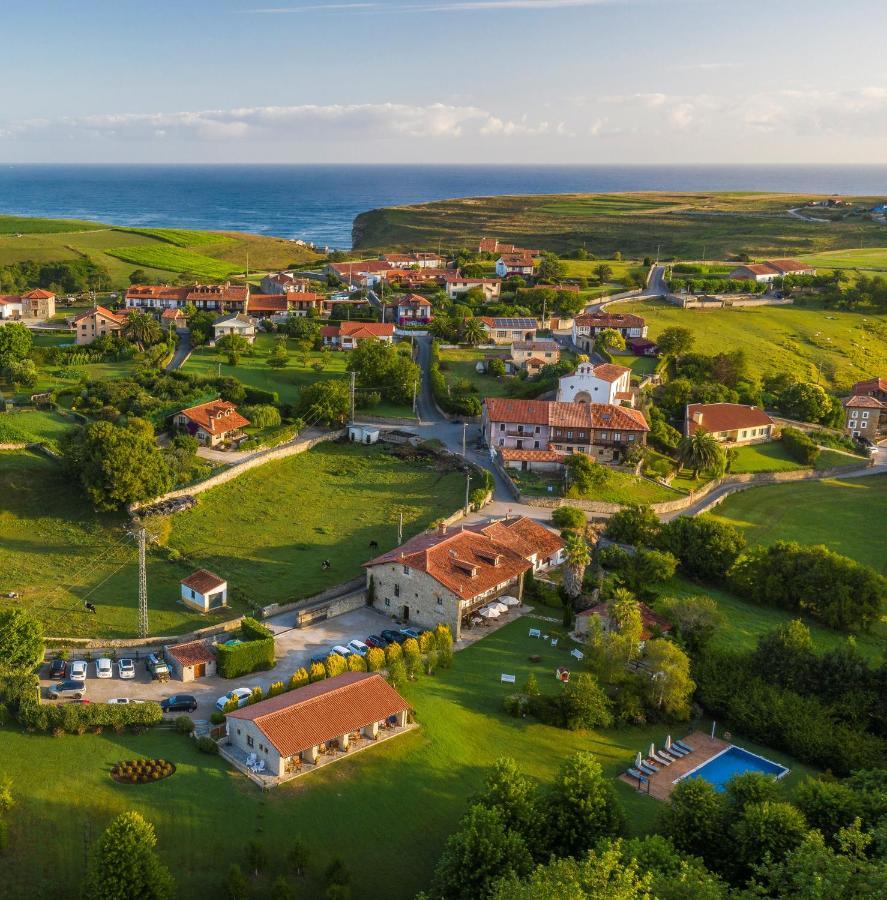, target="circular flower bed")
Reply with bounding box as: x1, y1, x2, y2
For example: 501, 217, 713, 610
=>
111, 758, 176, 785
